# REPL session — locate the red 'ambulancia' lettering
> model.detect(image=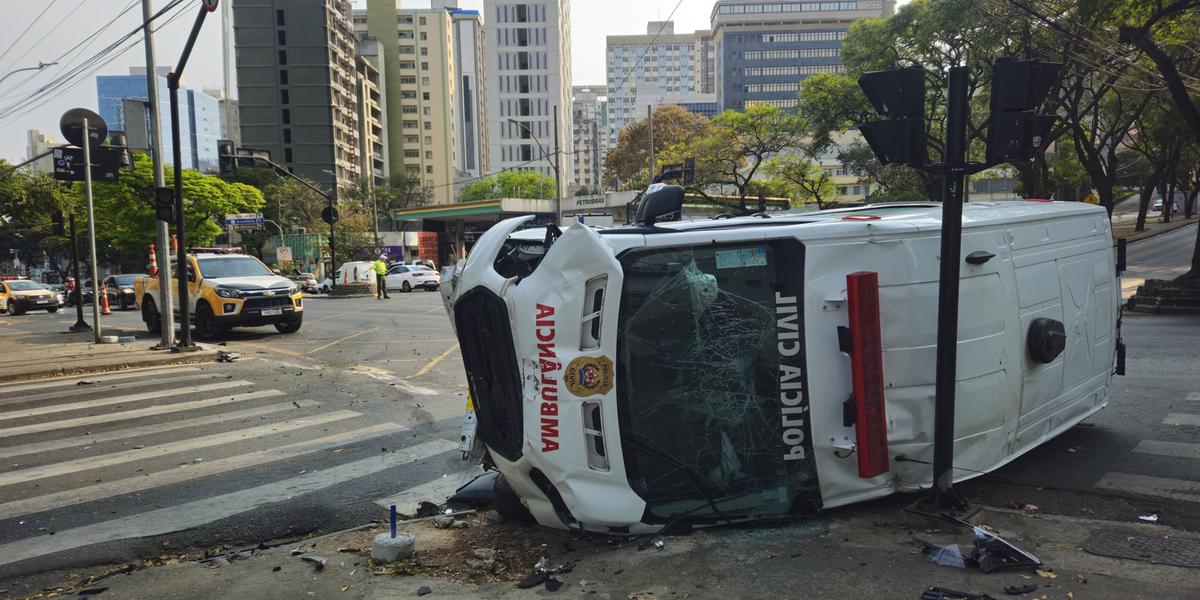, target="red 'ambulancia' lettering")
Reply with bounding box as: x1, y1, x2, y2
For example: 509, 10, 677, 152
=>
536, 304, 559, 452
